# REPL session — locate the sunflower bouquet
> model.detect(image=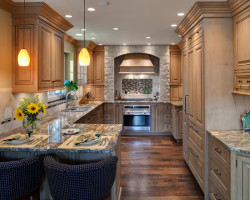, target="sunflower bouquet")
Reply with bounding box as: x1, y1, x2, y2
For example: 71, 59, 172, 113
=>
15, 96, 47, 133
